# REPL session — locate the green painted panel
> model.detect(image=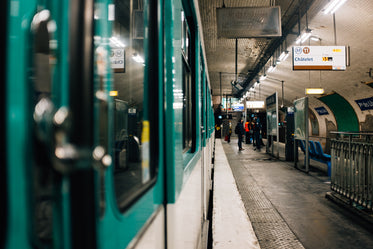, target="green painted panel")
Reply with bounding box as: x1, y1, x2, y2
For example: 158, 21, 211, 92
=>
164, 0, 178, 203
318, 93, 359, 132
6, 1, 37, 248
